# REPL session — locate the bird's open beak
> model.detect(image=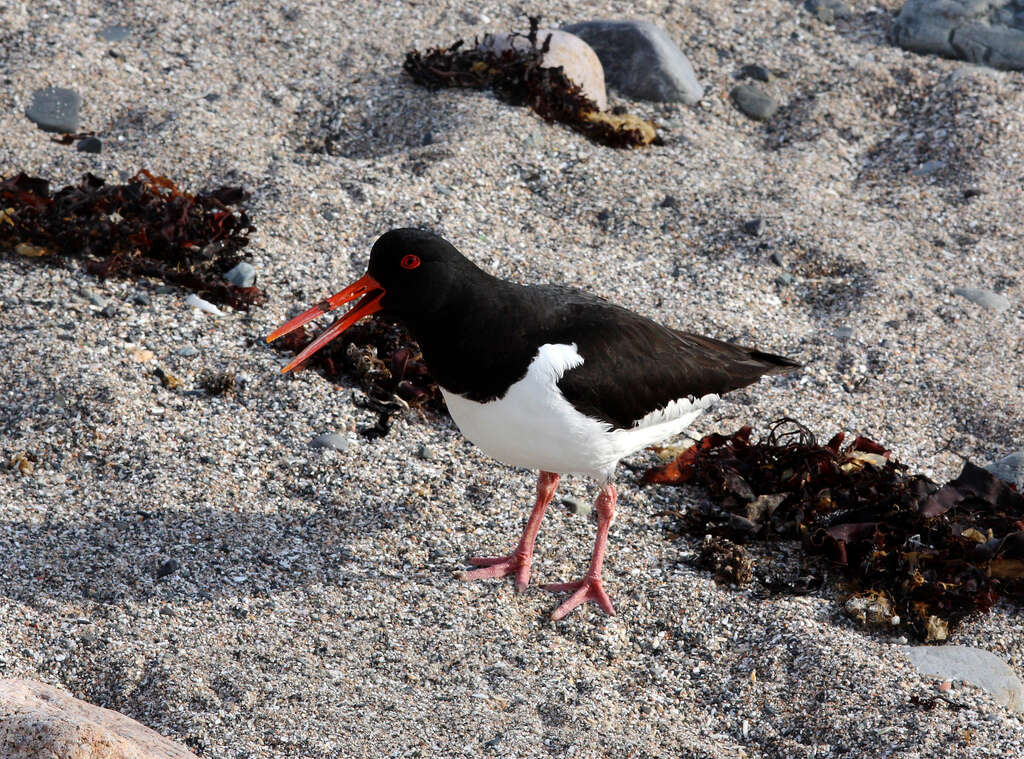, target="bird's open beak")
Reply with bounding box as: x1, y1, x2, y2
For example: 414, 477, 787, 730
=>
266, 273, 385, 373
